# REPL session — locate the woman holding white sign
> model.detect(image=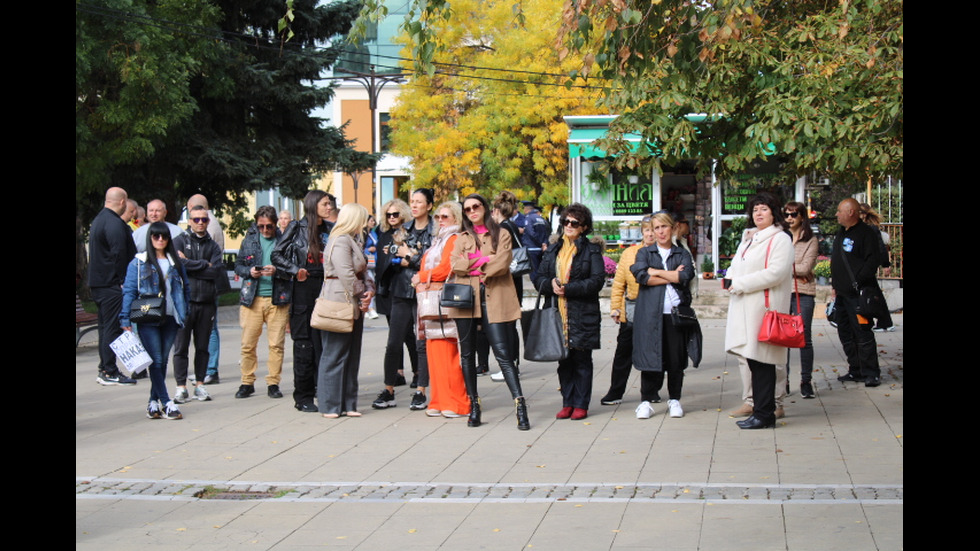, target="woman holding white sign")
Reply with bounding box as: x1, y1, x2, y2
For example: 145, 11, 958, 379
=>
120, 222, 191, 420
